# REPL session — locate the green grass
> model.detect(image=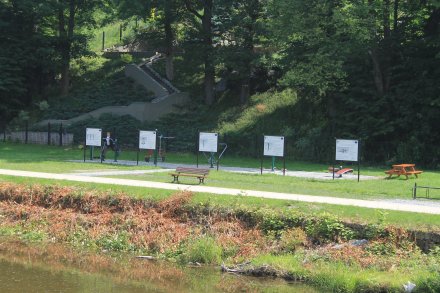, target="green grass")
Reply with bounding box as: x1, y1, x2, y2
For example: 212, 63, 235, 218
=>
2, 142, 440, 230
89, 18, 144, 52
250, 253, 440, 293
2, 142, 440, 202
